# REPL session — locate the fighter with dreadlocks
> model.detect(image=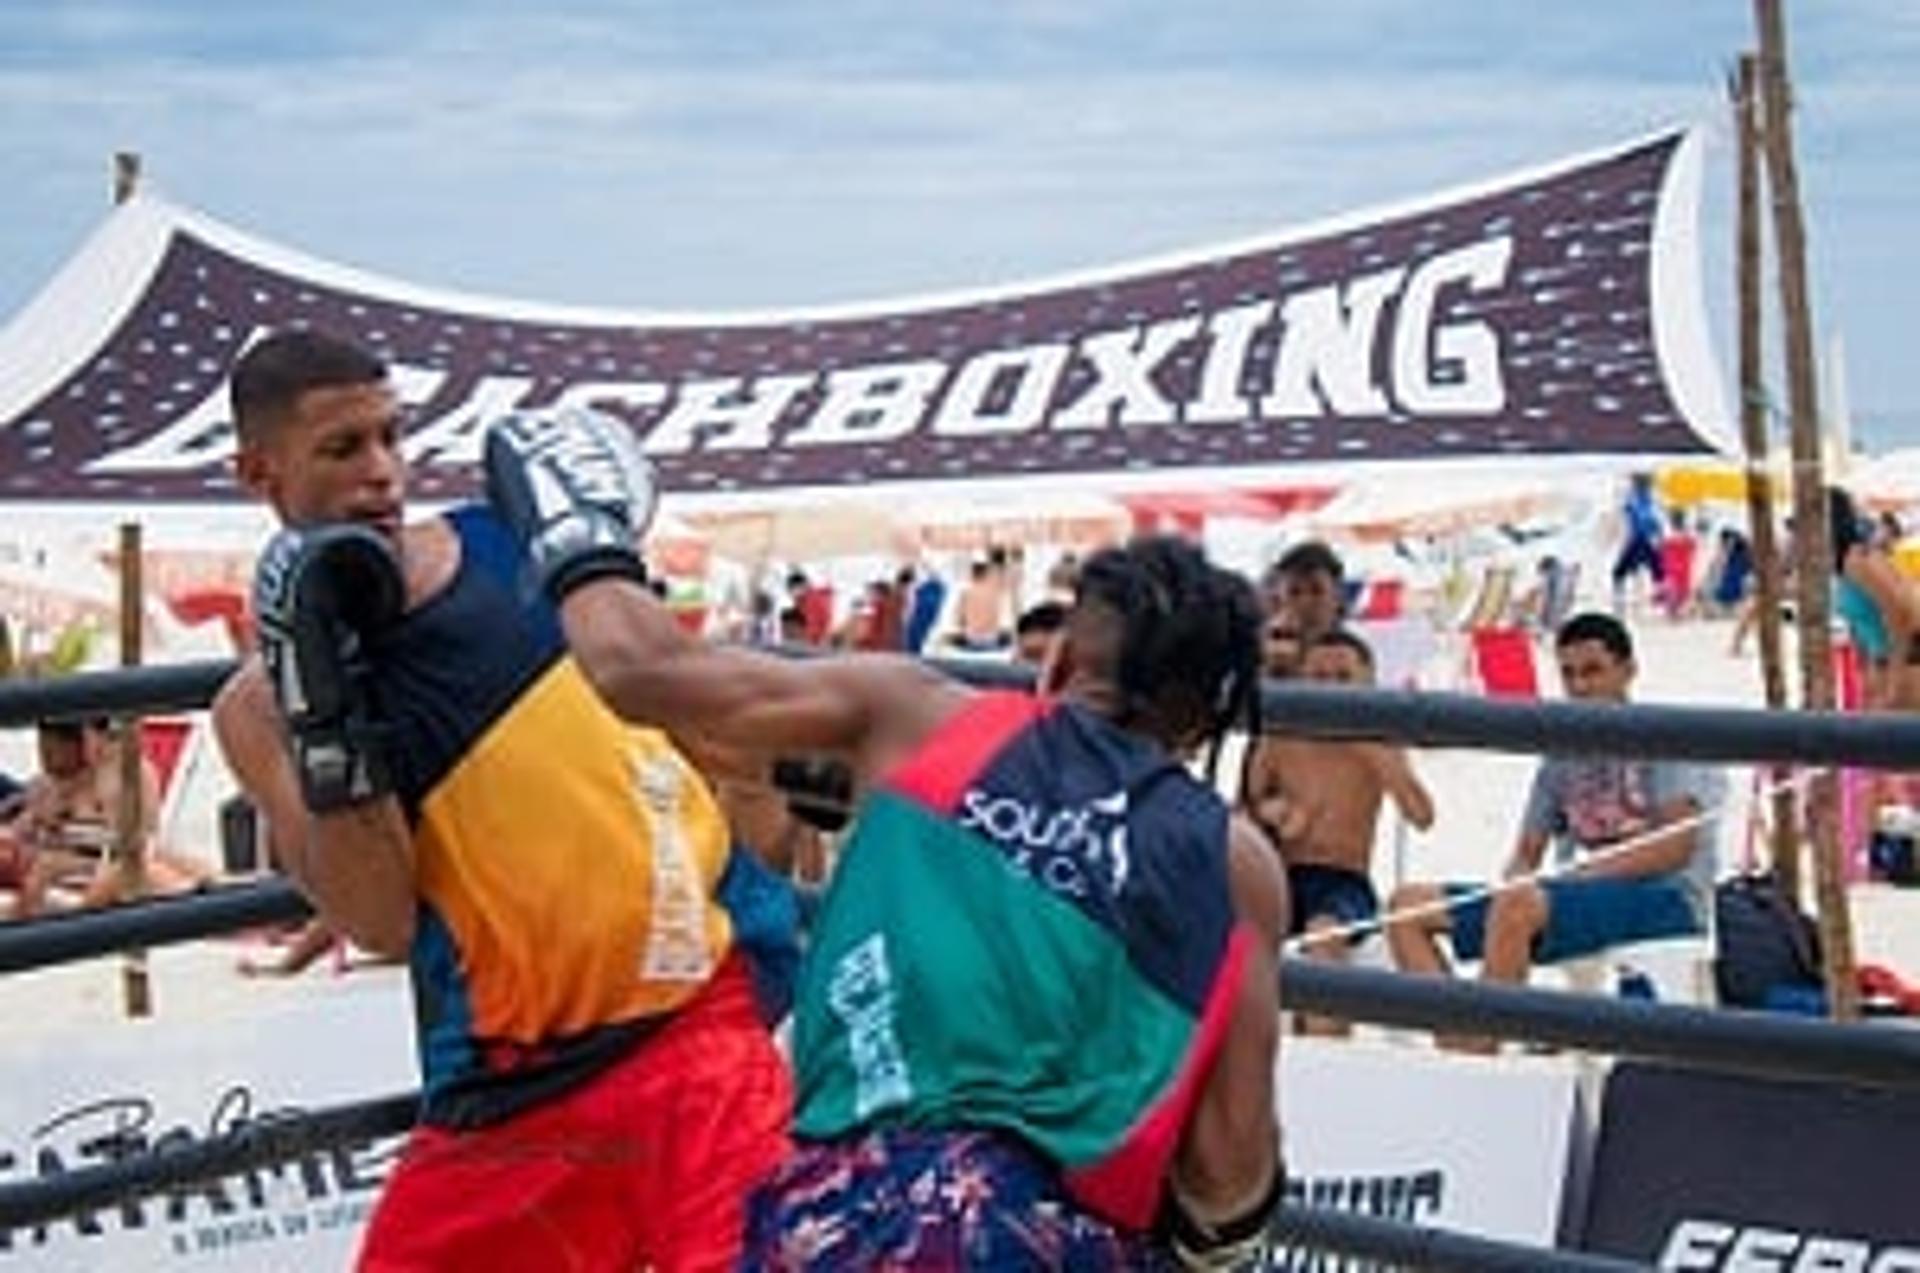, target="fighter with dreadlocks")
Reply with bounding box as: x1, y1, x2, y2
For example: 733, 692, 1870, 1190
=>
483, 406, 1288, 1269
